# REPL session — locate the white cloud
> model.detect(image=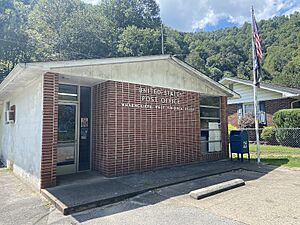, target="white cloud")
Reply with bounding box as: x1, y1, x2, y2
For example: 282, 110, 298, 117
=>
81, 0, 300, 31
156, 0, 300, 31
